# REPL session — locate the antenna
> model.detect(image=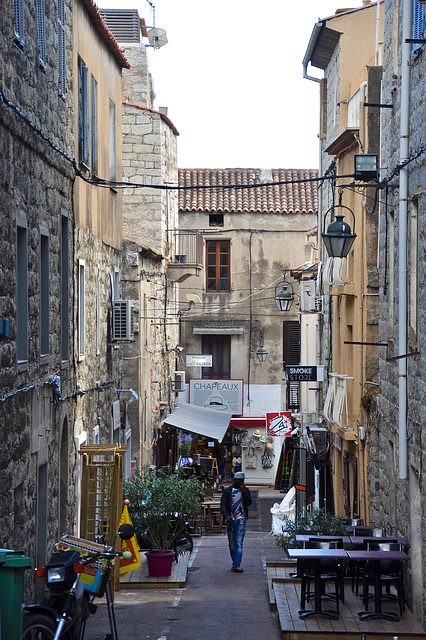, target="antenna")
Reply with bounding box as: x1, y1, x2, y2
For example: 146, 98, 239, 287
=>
145, 0, 168, 49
